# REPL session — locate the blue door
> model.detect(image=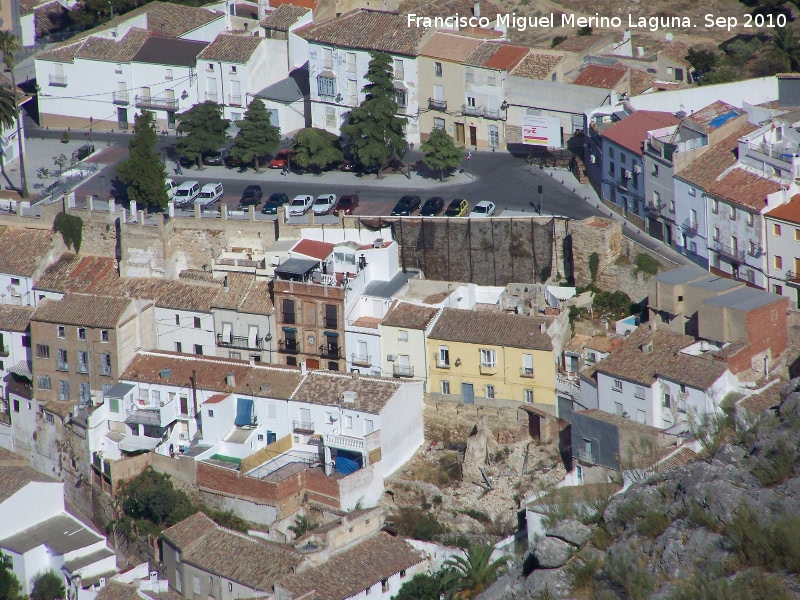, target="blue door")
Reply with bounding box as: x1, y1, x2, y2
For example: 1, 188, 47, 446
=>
462, 383, 474, 404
